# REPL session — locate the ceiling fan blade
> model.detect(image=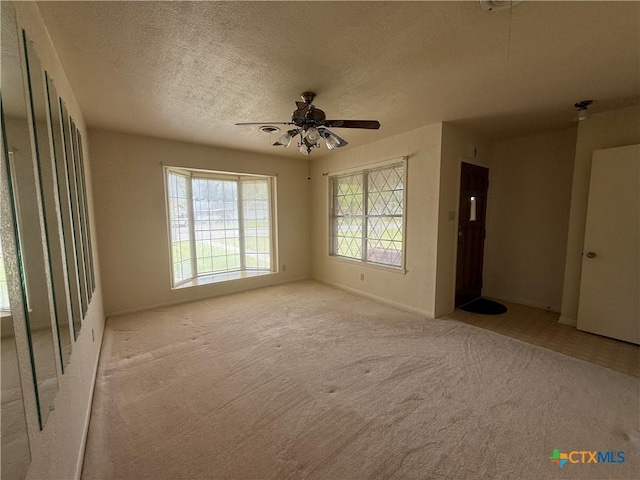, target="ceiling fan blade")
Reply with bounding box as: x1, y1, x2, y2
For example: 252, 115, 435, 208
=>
319, 127, 348, 148
325, 120, 381, 129
235, 122, 293, 126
